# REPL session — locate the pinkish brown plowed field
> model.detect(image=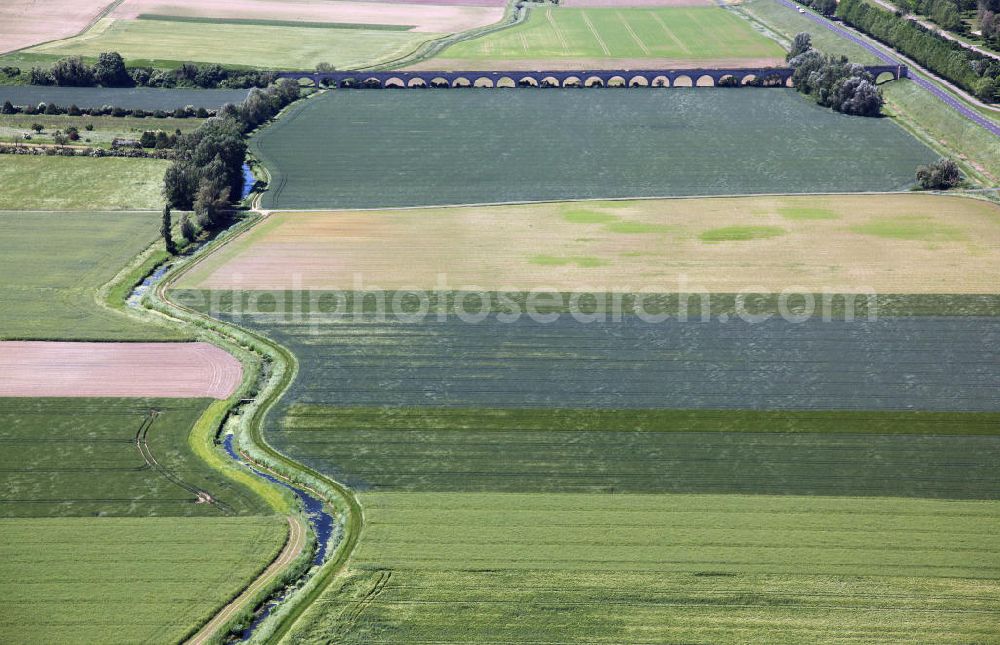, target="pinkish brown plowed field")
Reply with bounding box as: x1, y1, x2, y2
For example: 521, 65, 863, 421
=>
0, 342, 242, 399
0, 0, 115, 54
114, 0, 504, 32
